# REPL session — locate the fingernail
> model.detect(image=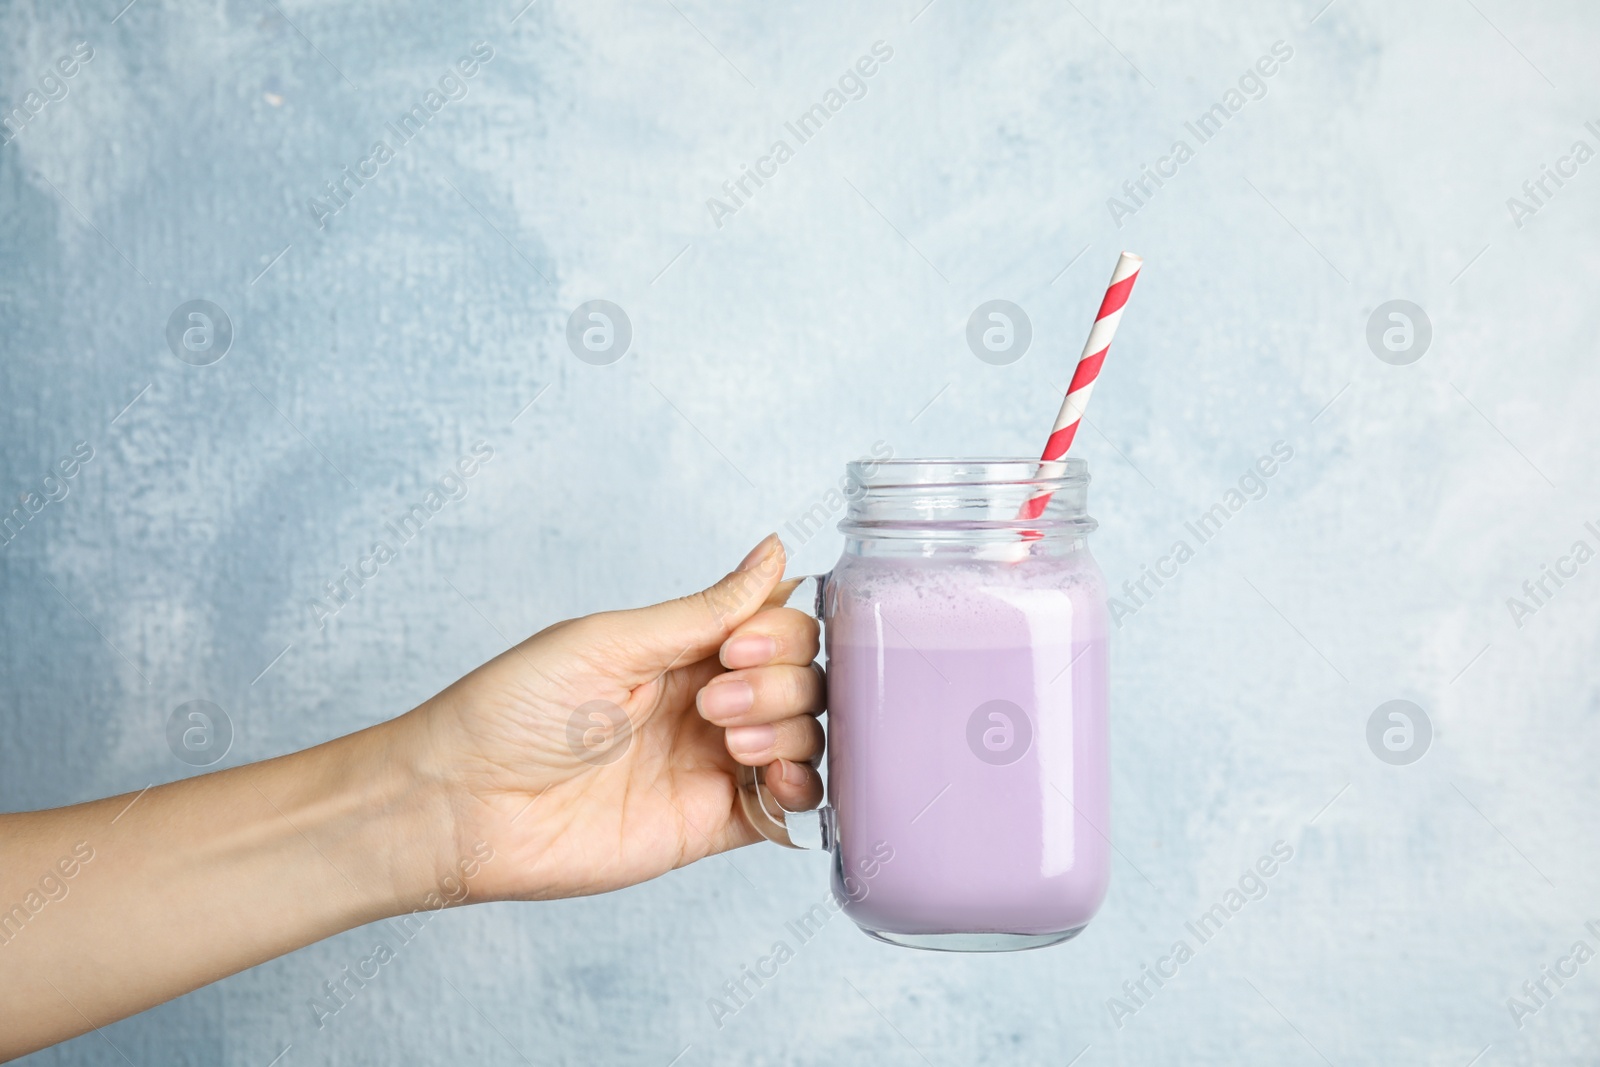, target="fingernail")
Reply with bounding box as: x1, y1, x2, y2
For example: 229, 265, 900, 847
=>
736, 533, 779, 573
698, 679, 754, 720
779, 758, 808, 786
725, 723, 776, 757
721, 635, 776, 669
